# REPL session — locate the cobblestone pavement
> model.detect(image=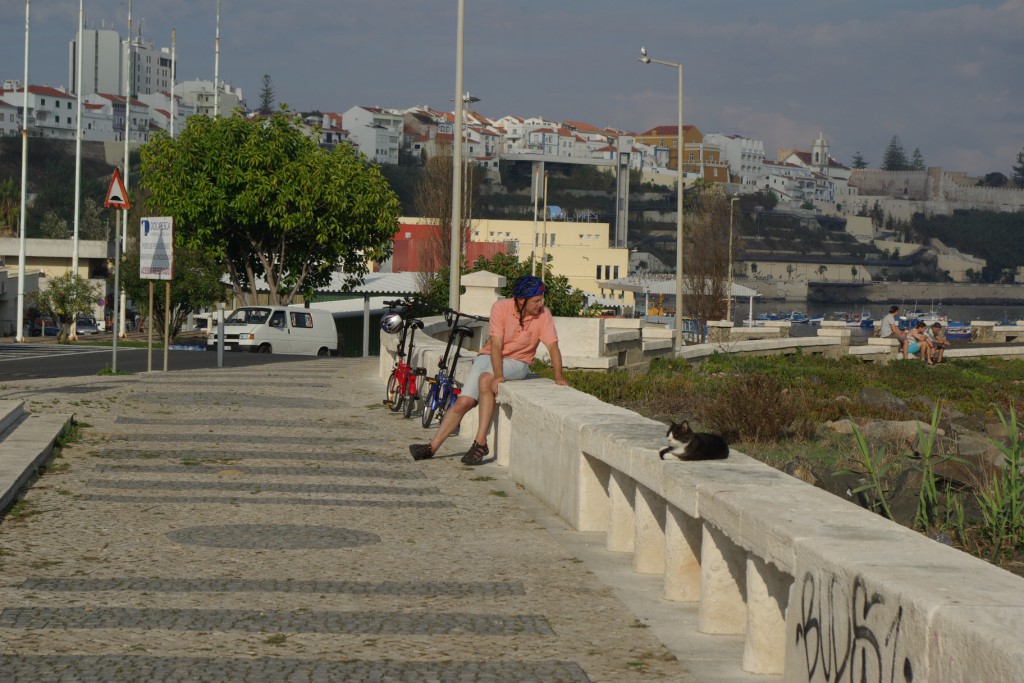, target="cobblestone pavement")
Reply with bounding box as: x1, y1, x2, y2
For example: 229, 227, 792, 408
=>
0, 357, 694, 682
